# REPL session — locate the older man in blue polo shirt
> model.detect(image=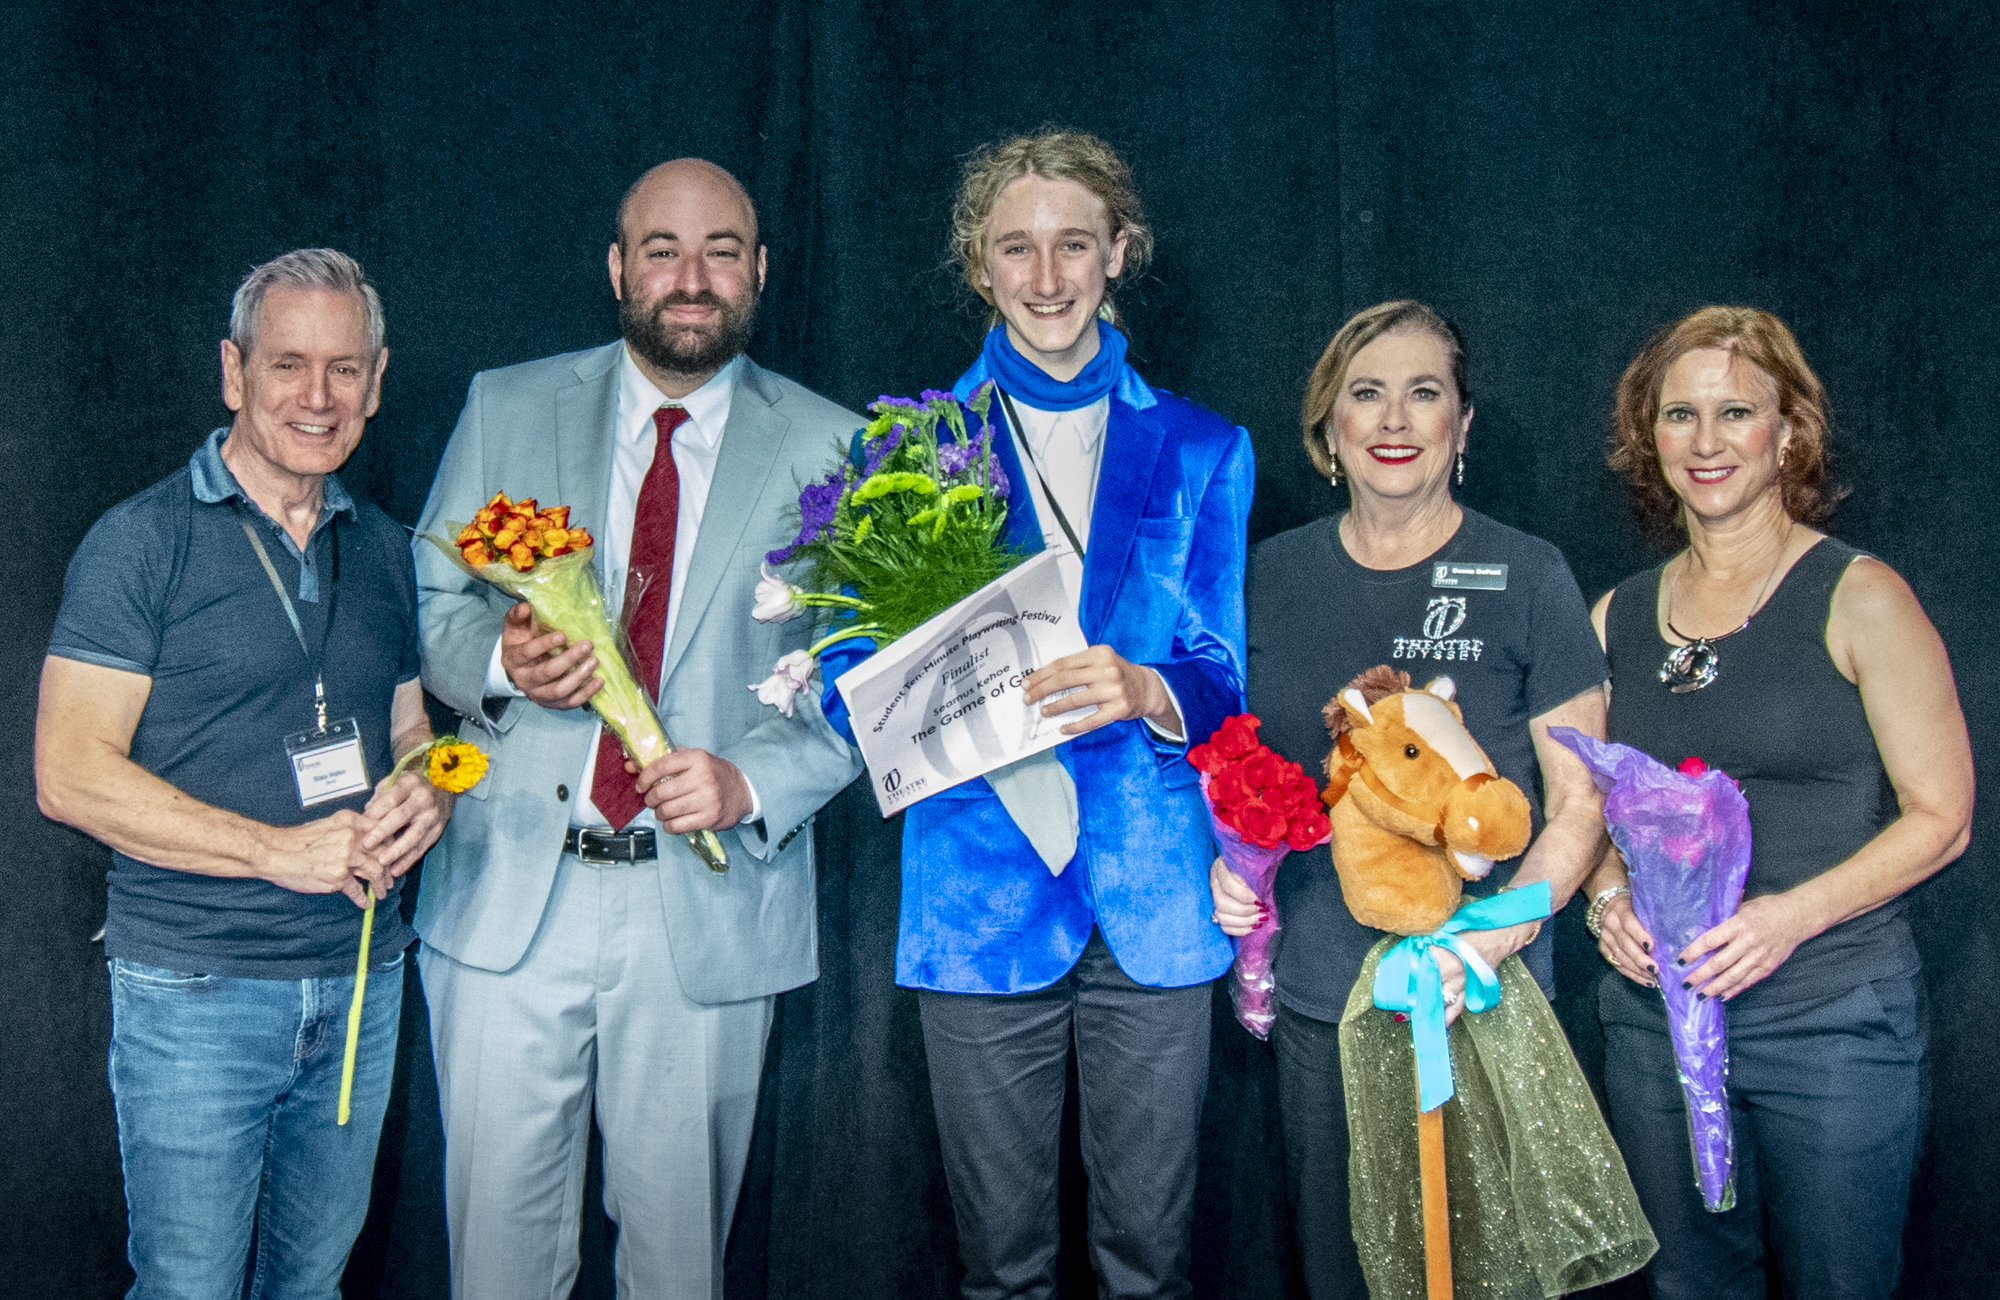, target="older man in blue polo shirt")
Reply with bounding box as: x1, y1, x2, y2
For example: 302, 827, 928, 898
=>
35, 248, 450, 1299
